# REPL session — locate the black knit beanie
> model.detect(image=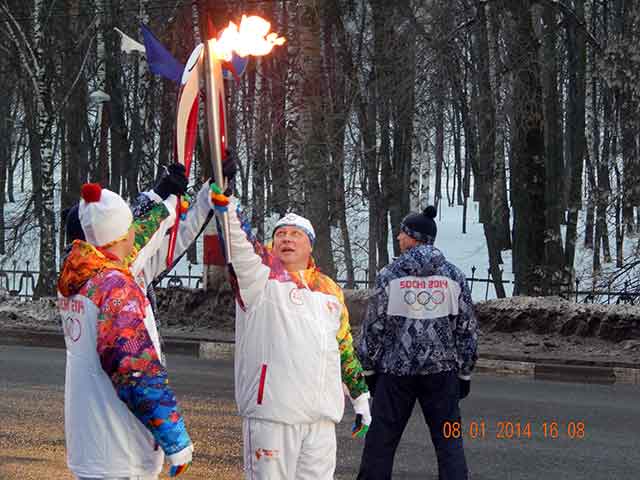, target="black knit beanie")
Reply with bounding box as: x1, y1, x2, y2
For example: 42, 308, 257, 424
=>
400, 205, 437, 243
63, 203, 85, 243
